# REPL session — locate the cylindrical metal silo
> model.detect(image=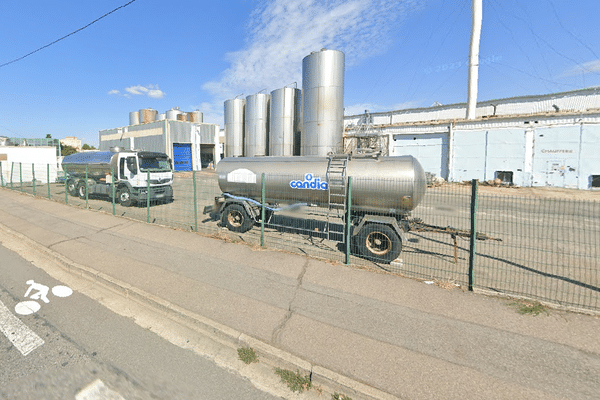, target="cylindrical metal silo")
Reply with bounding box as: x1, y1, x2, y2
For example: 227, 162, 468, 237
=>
245, 93, 270, 157
269, 87, 301, 156
177, 113, 187, 122
139, 108, 157, 124
301, 49, 345, 156
129, 111, 140, 126
188, 110, 203, 123
156, 113, 166, 121
224, 99, 245, 157
166, 108, 182, 120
